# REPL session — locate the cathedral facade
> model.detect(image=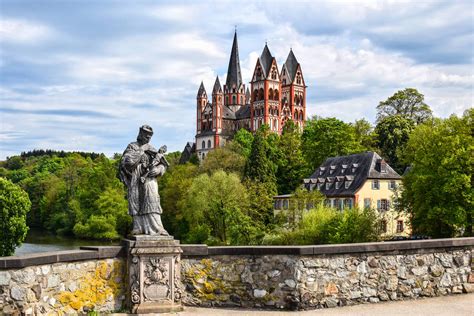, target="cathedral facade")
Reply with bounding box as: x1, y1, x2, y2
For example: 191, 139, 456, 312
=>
196, 32, 307, 160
